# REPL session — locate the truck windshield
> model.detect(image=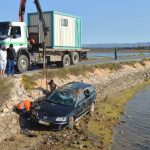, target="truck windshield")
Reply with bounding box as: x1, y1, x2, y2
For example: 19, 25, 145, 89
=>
0, 23, 9, 39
